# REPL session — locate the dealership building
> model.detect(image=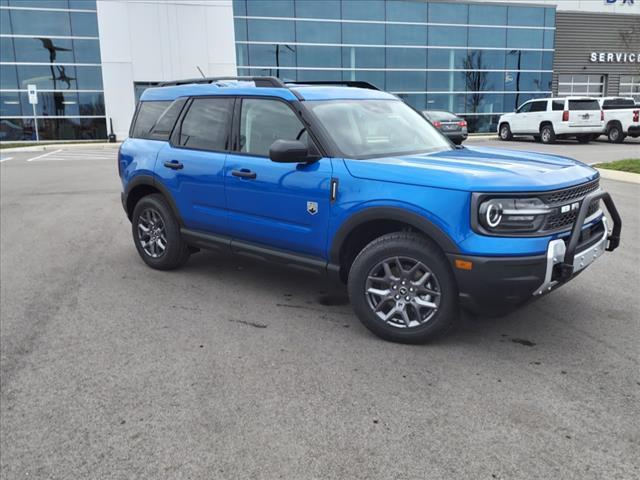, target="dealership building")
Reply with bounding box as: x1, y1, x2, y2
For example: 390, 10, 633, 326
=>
0, 0, 638, 141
